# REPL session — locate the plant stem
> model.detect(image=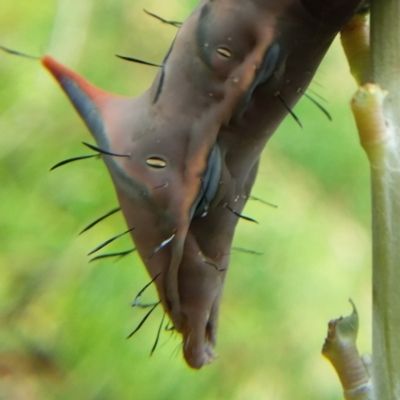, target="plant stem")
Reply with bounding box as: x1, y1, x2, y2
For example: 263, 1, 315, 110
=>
369, 2, 400, 398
